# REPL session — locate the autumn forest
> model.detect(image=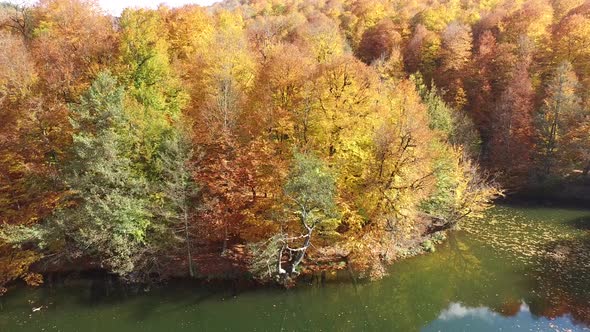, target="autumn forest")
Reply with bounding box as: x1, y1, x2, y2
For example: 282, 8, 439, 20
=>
1, 0, 589, 295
